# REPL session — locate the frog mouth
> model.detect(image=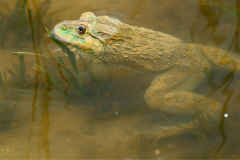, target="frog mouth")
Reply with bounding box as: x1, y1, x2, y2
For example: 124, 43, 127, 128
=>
50, 31, 77, 48
51, 22, 78, 44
